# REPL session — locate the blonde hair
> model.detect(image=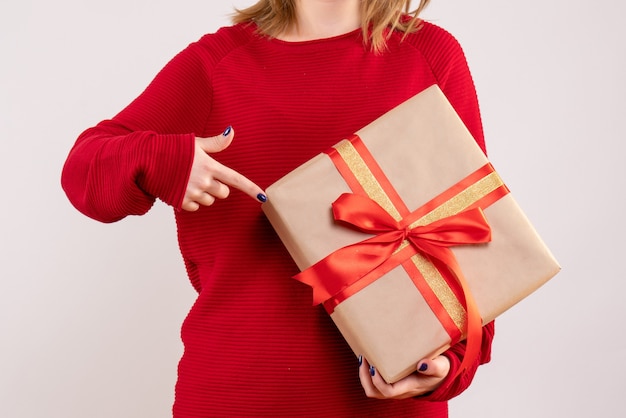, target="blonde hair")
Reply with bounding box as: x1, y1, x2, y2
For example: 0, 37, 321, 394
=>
232, 0, 431, 53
